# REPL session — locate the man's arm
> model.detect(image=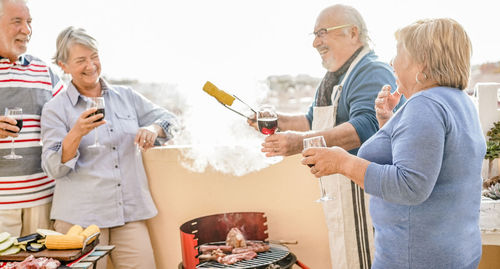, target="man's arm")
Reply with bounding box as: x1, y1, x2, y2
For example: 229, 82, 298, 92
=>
276, 113, 310, 132
314, 122, 361, 150
262, 121, 360, 157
